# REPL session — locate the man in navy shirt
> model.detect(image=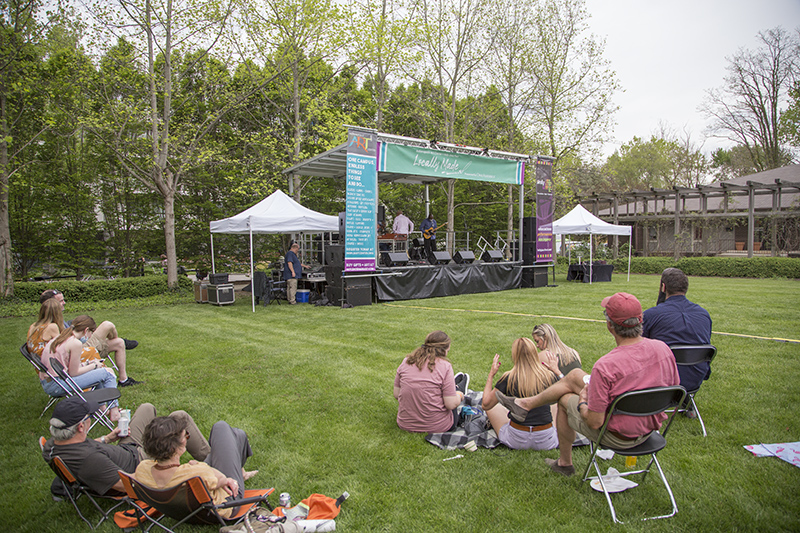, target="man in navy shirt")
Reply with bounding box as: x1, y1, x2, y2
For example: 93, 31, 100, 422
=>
283, 243, 308, 304
642, 268, 712, 406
